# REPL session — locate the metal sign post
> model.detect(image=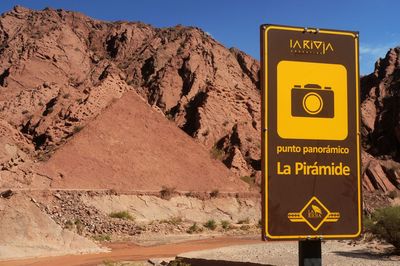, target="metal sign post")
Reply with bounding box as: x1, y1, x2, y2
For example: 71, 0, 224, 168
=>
260, 24, 361, 265
299, 239, 321, 266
